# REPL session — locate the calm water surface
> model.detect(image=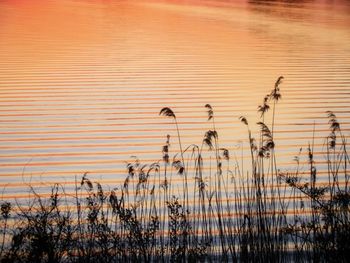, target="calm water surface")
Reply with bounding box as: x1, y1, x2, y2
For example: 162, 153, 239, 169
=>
0, 0, 350, 198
